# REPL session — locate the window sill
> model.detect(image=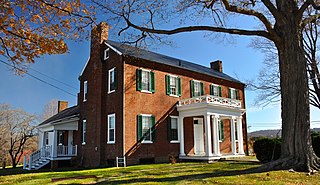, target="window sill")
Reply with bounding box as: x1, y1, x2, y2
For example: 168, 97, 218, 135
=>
108, 90, 115, 94
219, 140, 223, 143
141, 141, 153, 144
140, 90, 153, 94
107, 141, 115, 144
82, 142, 86, 145
83, 99, 87, 102
169, 94, 179, 98
170, 140, 180, 143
